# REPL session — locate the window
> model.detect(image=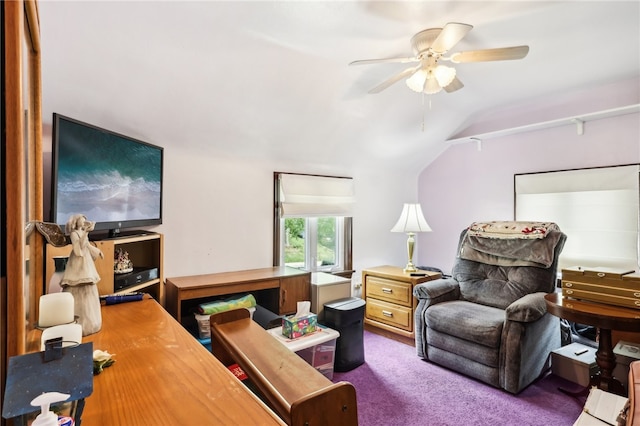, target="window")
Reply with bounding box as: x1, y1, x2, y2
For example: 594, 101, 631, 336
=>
515, 164, 640, 271
273, 173, 353, 273
281, 216, 345, 271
